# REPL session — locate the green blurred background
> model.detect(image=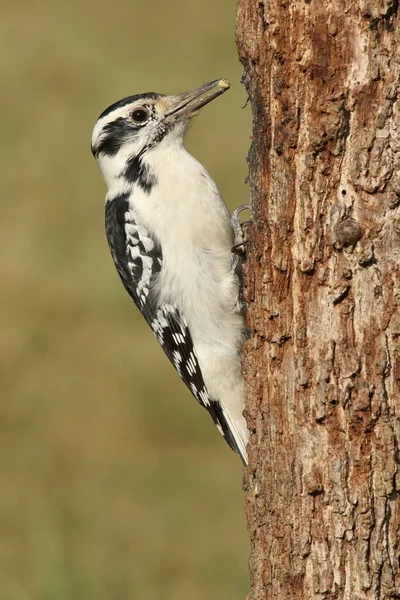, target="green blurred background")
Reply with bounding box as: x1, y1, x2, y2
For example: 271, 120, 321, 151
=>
0, 1, 250, 598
